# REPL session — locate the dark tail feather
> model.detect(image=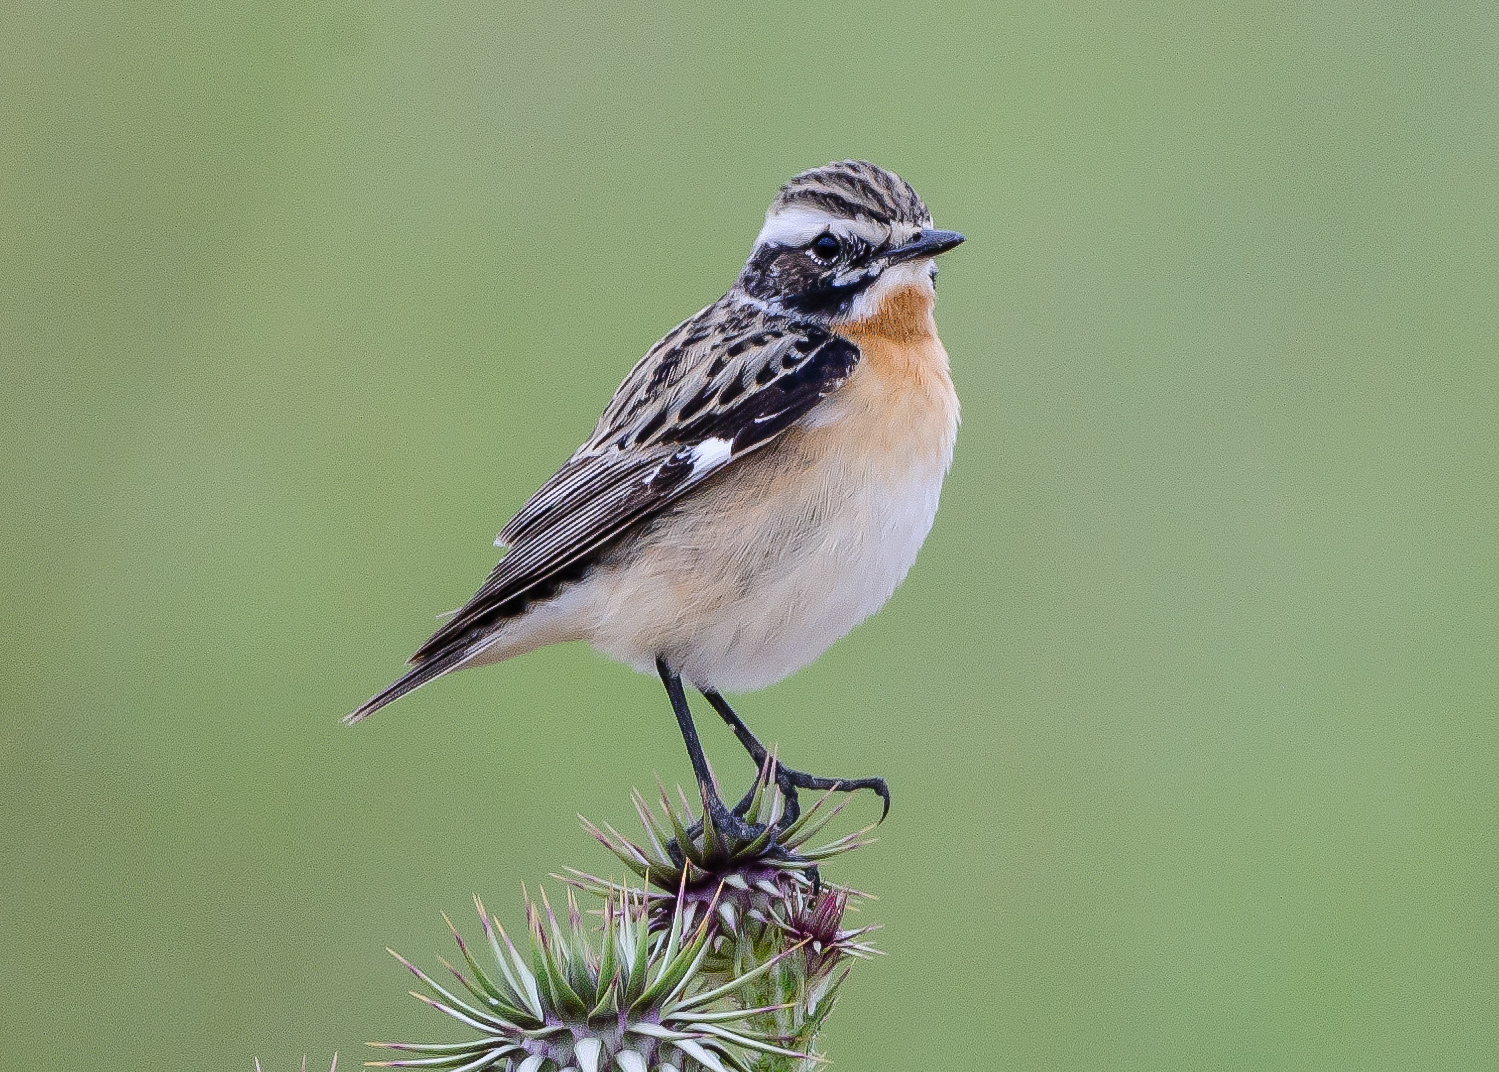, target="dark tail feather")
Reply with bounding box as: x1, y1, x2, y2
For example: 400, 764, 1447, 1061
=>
343, 645, 474, 725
